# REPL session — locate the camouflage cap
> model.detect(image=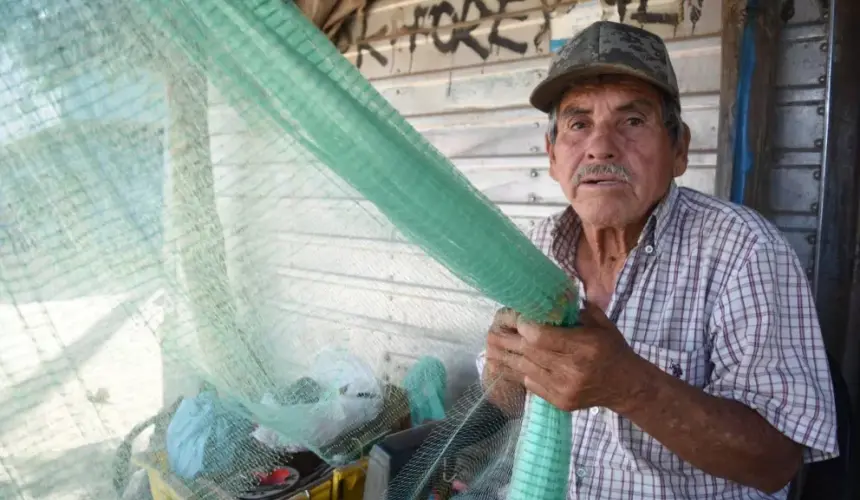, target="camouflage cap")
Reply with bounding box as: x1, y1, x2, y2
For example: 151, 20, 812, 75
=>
530, 21, 679, 113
